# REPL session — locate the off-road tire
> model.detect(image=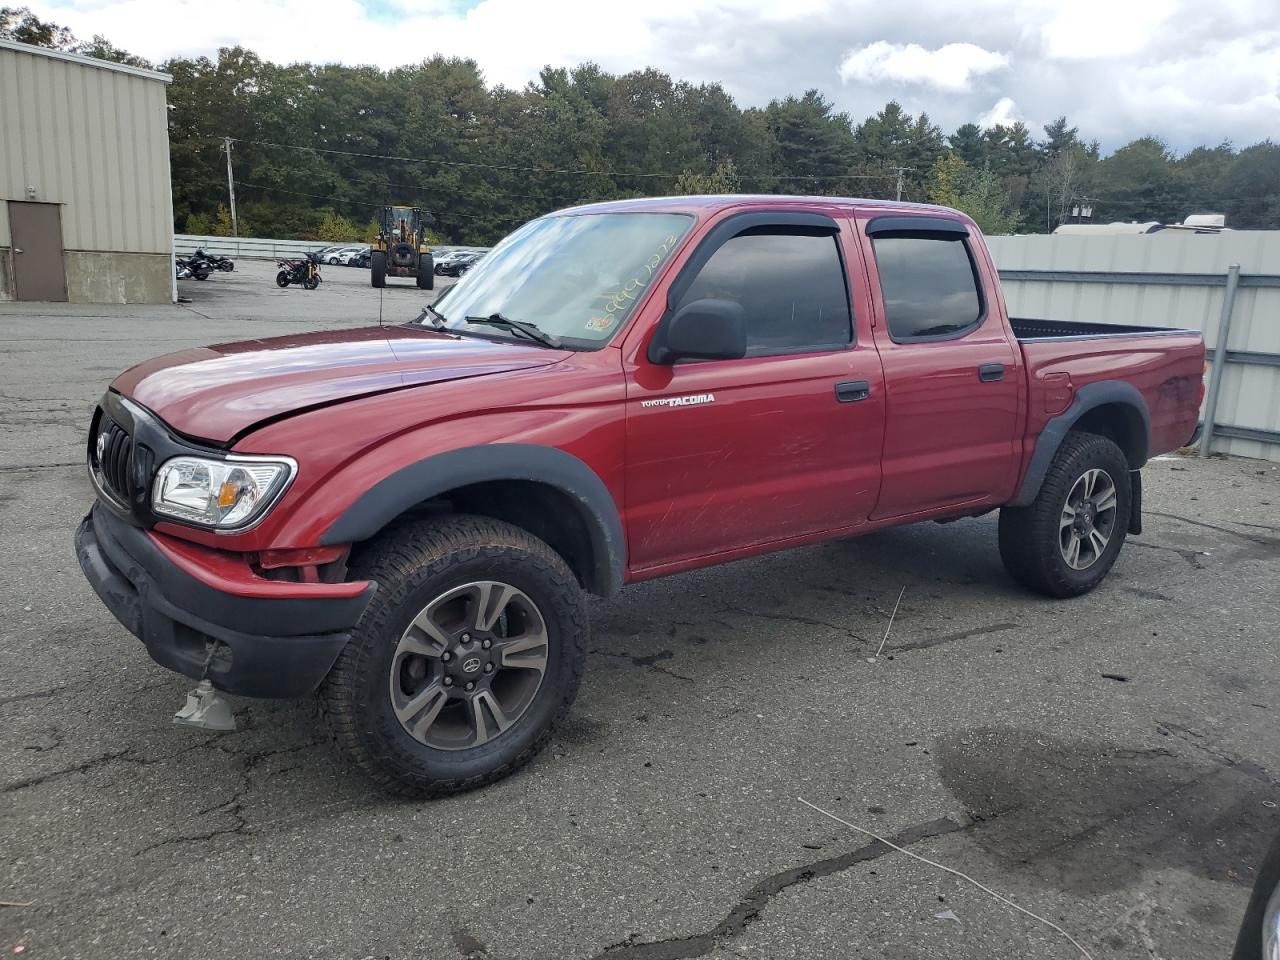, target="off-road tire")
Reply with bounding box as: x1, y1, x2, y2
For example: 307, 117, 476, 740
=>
370, 250, 387, 288
998, 431, 1131, 598
319, 515, 588, 796
416, 254, 434, 290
